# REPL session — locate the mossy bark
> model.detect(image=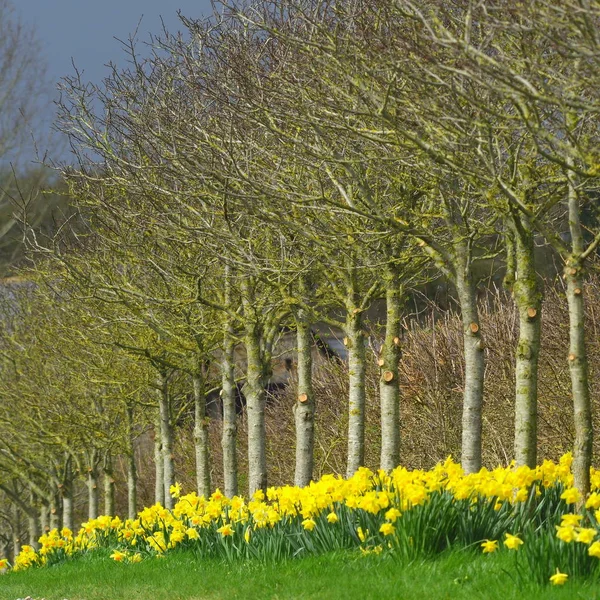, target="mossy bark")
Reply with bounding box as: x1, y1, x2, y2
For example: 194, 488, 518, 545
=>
103, 454, 115, 517
193, 370, 211, 497
243, 324, 268, 495
456, 266, 484, 474
566, 260, 592, 495
157, 370, 175, 508
87, 466, 99, 520
126, 403, 137, 519
11, 503, 20, 559
61, 455, 74, 531
28, 490, 39, 549
221, 317, 238, 498
511, 215, 541, 467
40, 503, 49, 534
294, 308, 315, 487
380, 268, 403, 472
346, 309, 366, 478
49, 490, 61, 530
566, 162, 593, 496
154, 410, 165, 506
